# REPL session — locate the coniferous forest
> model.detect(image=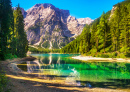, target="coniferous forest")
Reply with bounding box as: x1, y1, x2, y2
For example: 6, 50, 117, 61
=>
61, 0, 130, 58
0, 0, 28, 60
